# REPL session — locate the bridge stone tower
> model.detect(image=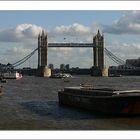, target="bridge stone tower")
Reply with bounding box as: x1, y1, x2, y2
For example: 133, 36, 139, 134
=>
38, 30, 51, 77
38, 30, 48, 68
92, 30, 108, 76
